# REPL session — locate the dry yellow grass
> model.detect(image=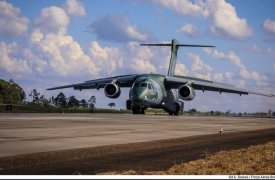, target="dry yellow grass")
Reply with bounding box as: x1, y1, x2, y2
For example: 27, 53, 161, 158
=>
98, 141, 275, 175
